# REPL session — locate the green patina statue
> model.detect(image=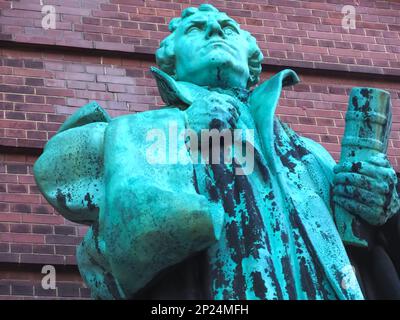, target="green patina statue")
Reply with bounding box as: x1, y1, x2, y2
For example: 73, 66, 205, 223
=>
34, 4, 400, 299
